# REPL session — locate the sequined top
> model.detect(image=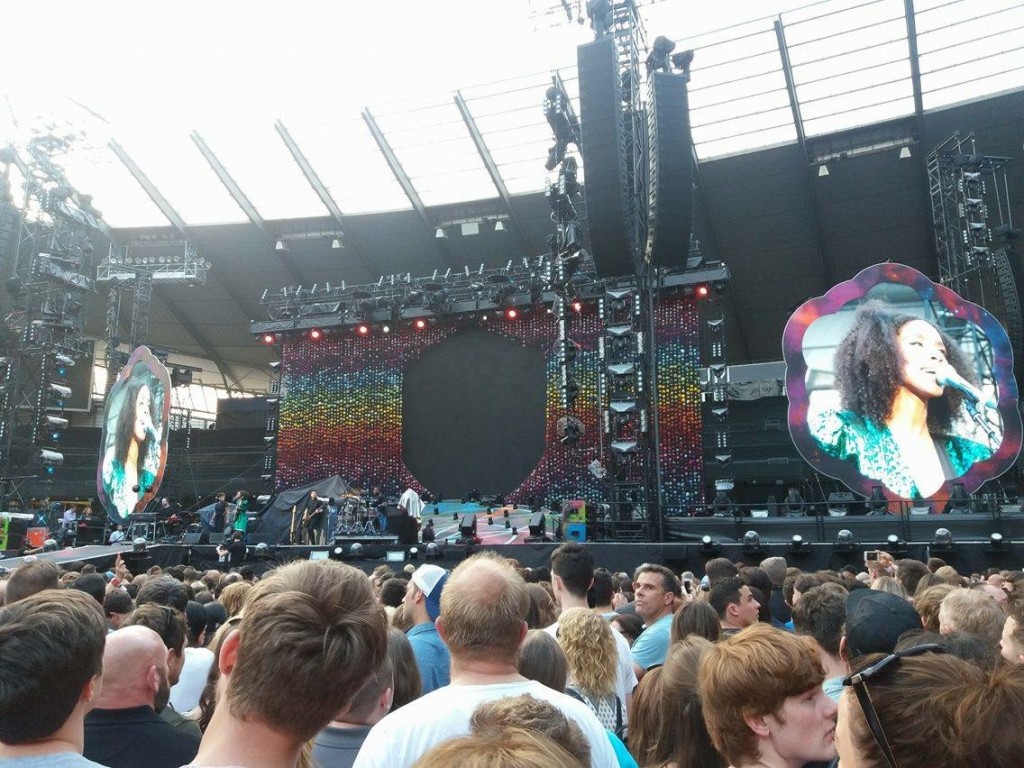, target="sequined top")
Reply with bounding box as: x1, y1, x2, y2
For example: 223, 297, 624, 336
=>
810, 409, 992, 499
